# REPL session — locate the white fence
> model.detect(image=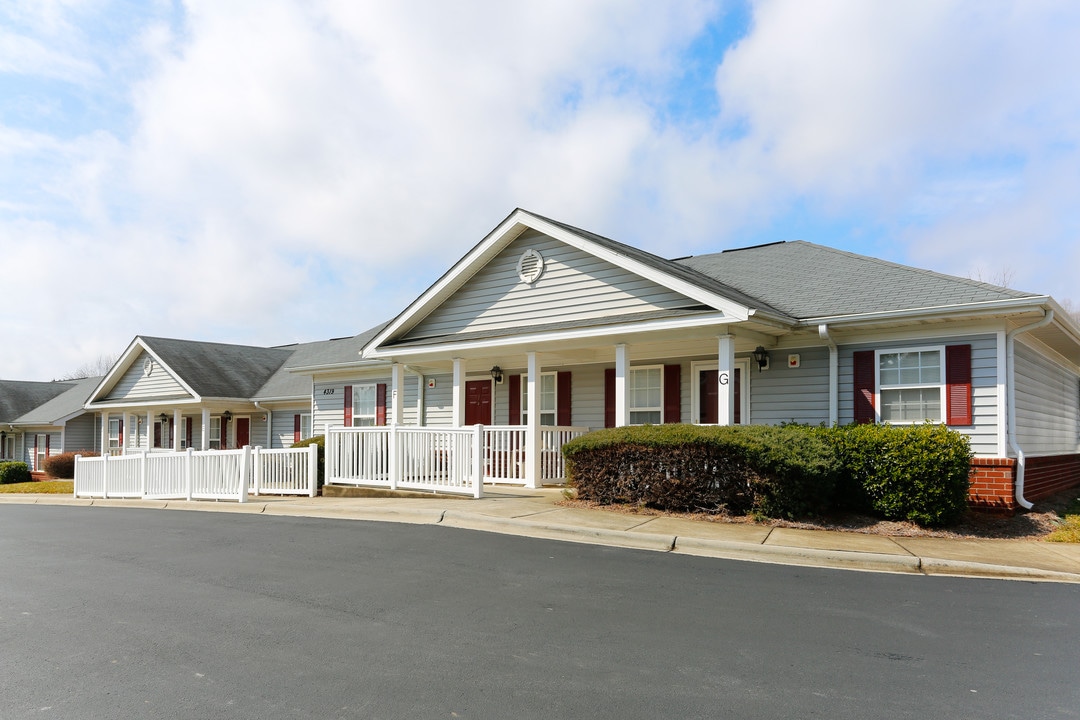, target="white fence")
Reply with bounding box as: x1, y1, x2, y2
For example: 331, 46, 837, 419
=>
326, 425, 589, 496
74, 445, 319, 502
